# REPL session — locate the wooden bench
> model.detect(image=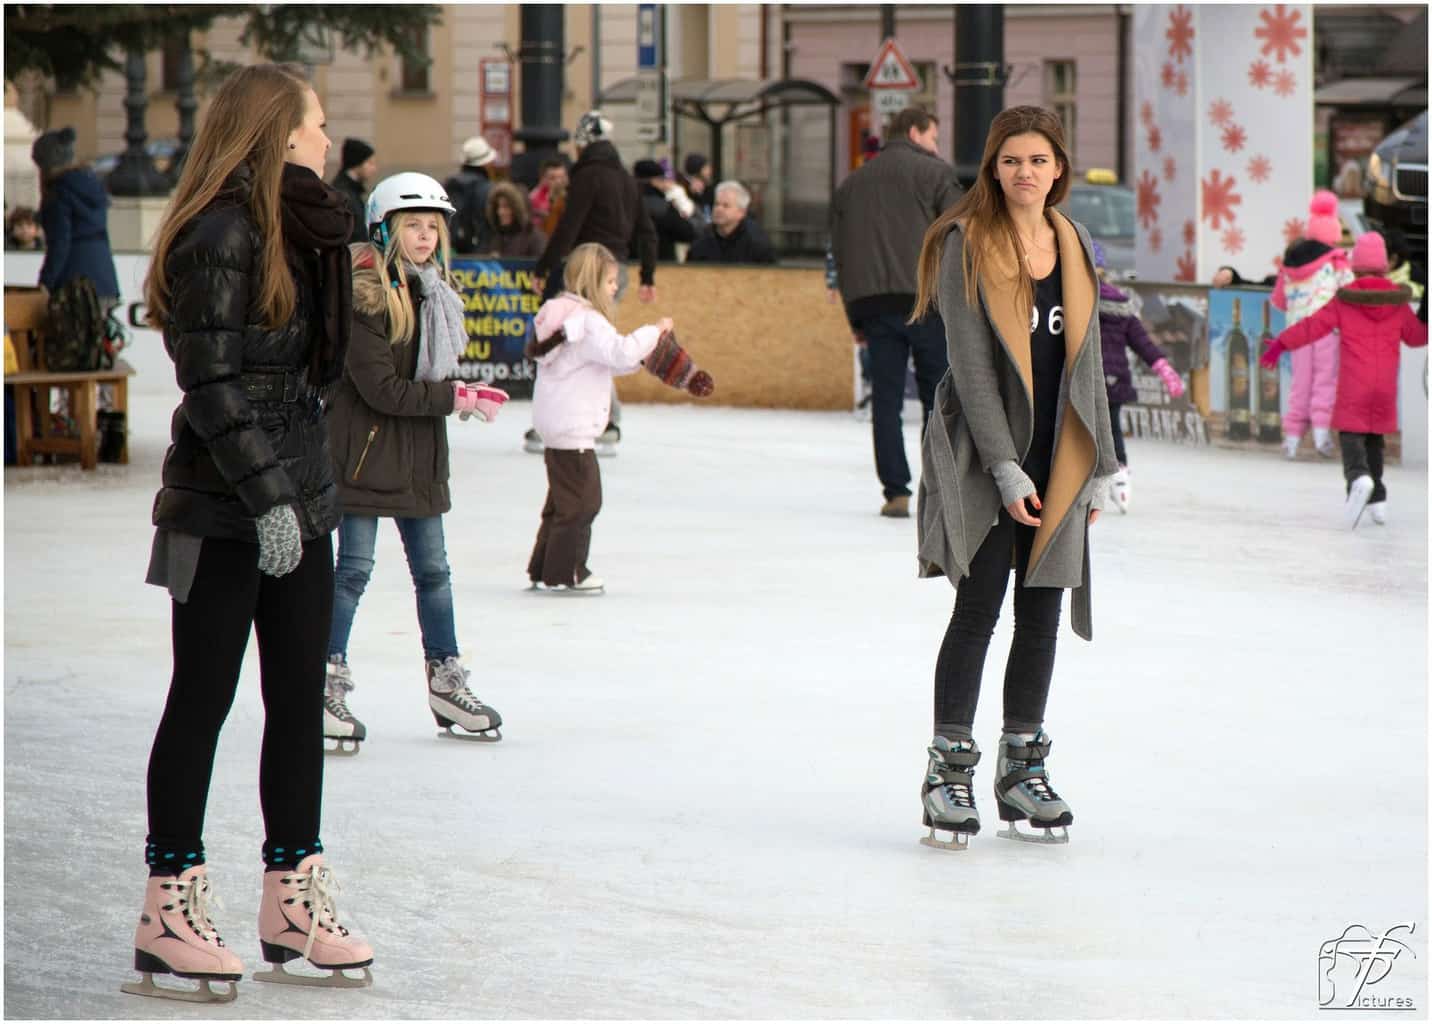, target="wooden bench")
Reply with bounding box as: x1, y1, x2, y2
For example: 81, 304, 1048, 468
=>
5, 286, 136, 469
